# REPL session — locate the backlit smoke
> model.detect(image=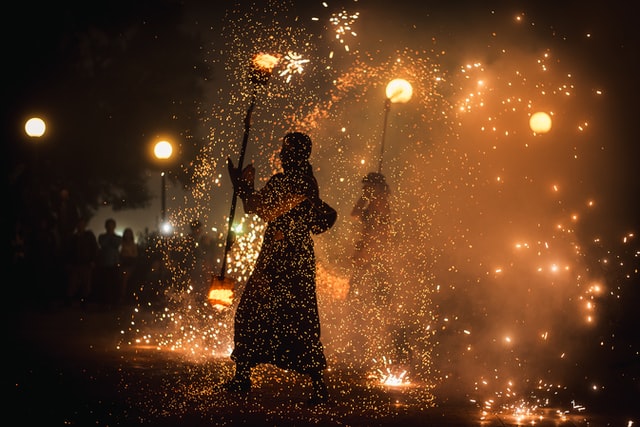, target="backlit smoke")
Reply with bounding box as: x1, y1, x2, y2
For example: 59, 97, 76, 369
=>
117, 1, 638, 423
